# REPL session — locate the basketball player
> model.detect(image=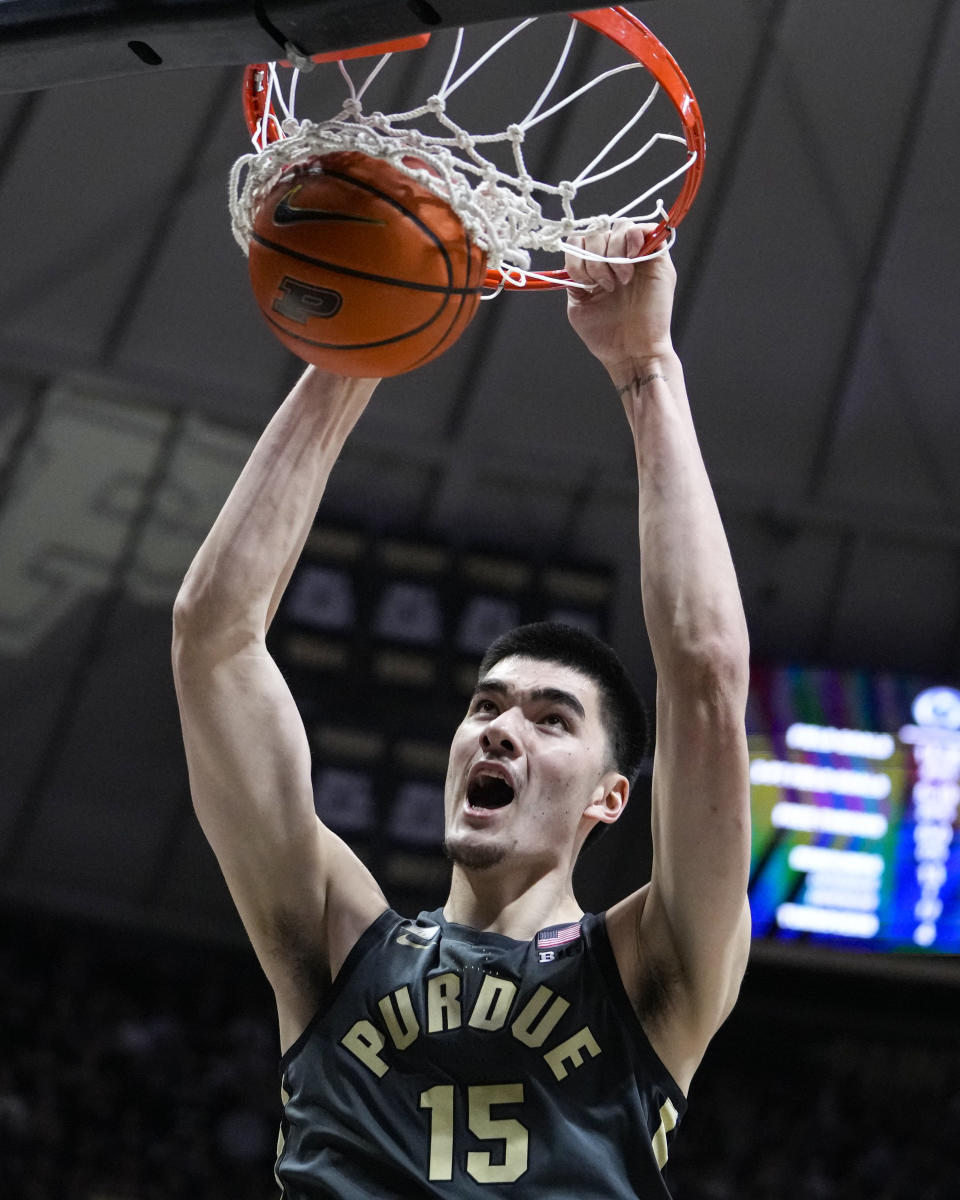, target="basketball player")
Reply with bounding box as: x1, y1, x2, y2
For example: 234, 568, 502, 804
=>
172, 222, 751, 1197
